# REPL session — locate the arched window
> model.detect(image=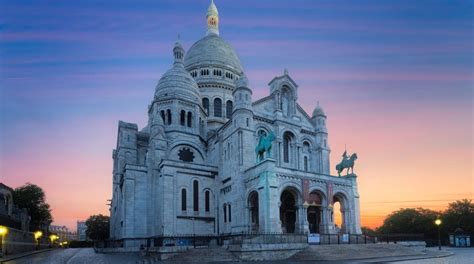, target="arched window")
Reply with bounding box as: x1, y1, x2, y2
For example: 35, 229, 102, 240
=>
161, 110, 165, 123
180, 110, 186, 126
187, 112, 192, 127
223, 204, 227, 223
167, 109, 172, 125
304, 156, 308, 171
214, 98, 222, 117
283, 132, 293, 163
205, 191, 210, 212
202, 98, 209, 114
181, 189, 187, 211
226, 100, 233, 119
193, 180, 199, 211
249, 191, 259, 227
228, 203, 231, 222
